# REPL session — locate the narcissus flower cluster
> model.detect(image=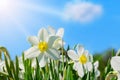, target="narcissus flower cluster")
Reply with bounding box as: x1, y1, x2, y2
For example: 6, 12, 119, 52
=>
1, 26, 120, 80
23, 27, 100, 78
